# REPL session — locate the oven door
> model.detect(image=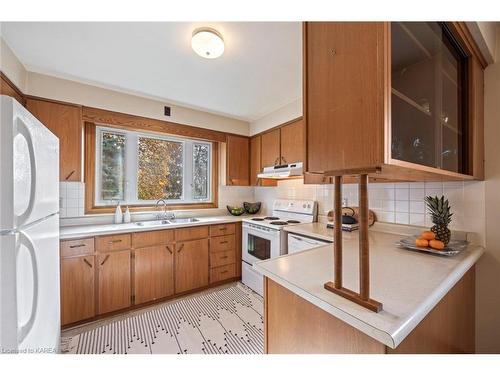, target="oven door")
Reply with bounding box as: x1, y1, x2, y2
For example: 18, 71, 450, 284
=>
242, 223, 280, 265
